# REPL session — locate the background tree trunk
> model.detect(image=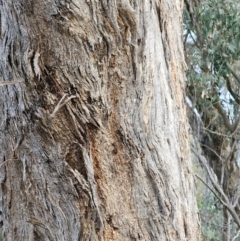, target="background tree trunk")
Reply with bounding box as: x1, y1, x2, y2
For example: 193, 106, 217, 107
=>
0, 0, 200, 240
